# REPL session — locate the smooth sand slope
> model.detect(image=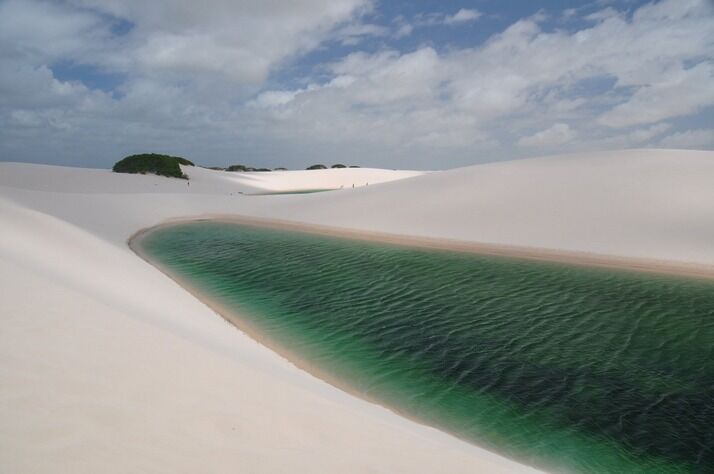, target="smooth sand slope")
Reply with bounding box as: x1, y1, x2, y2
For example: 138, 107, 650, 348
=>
258, 149, 714, 270
1, 149, 713, 473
